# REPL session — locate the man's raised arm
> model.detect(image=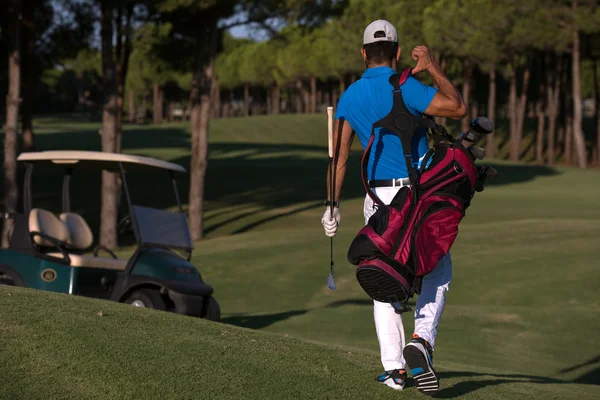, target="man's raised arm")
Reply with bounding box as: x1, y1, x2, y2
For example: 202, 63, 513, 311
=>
411, 46, 467, 120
